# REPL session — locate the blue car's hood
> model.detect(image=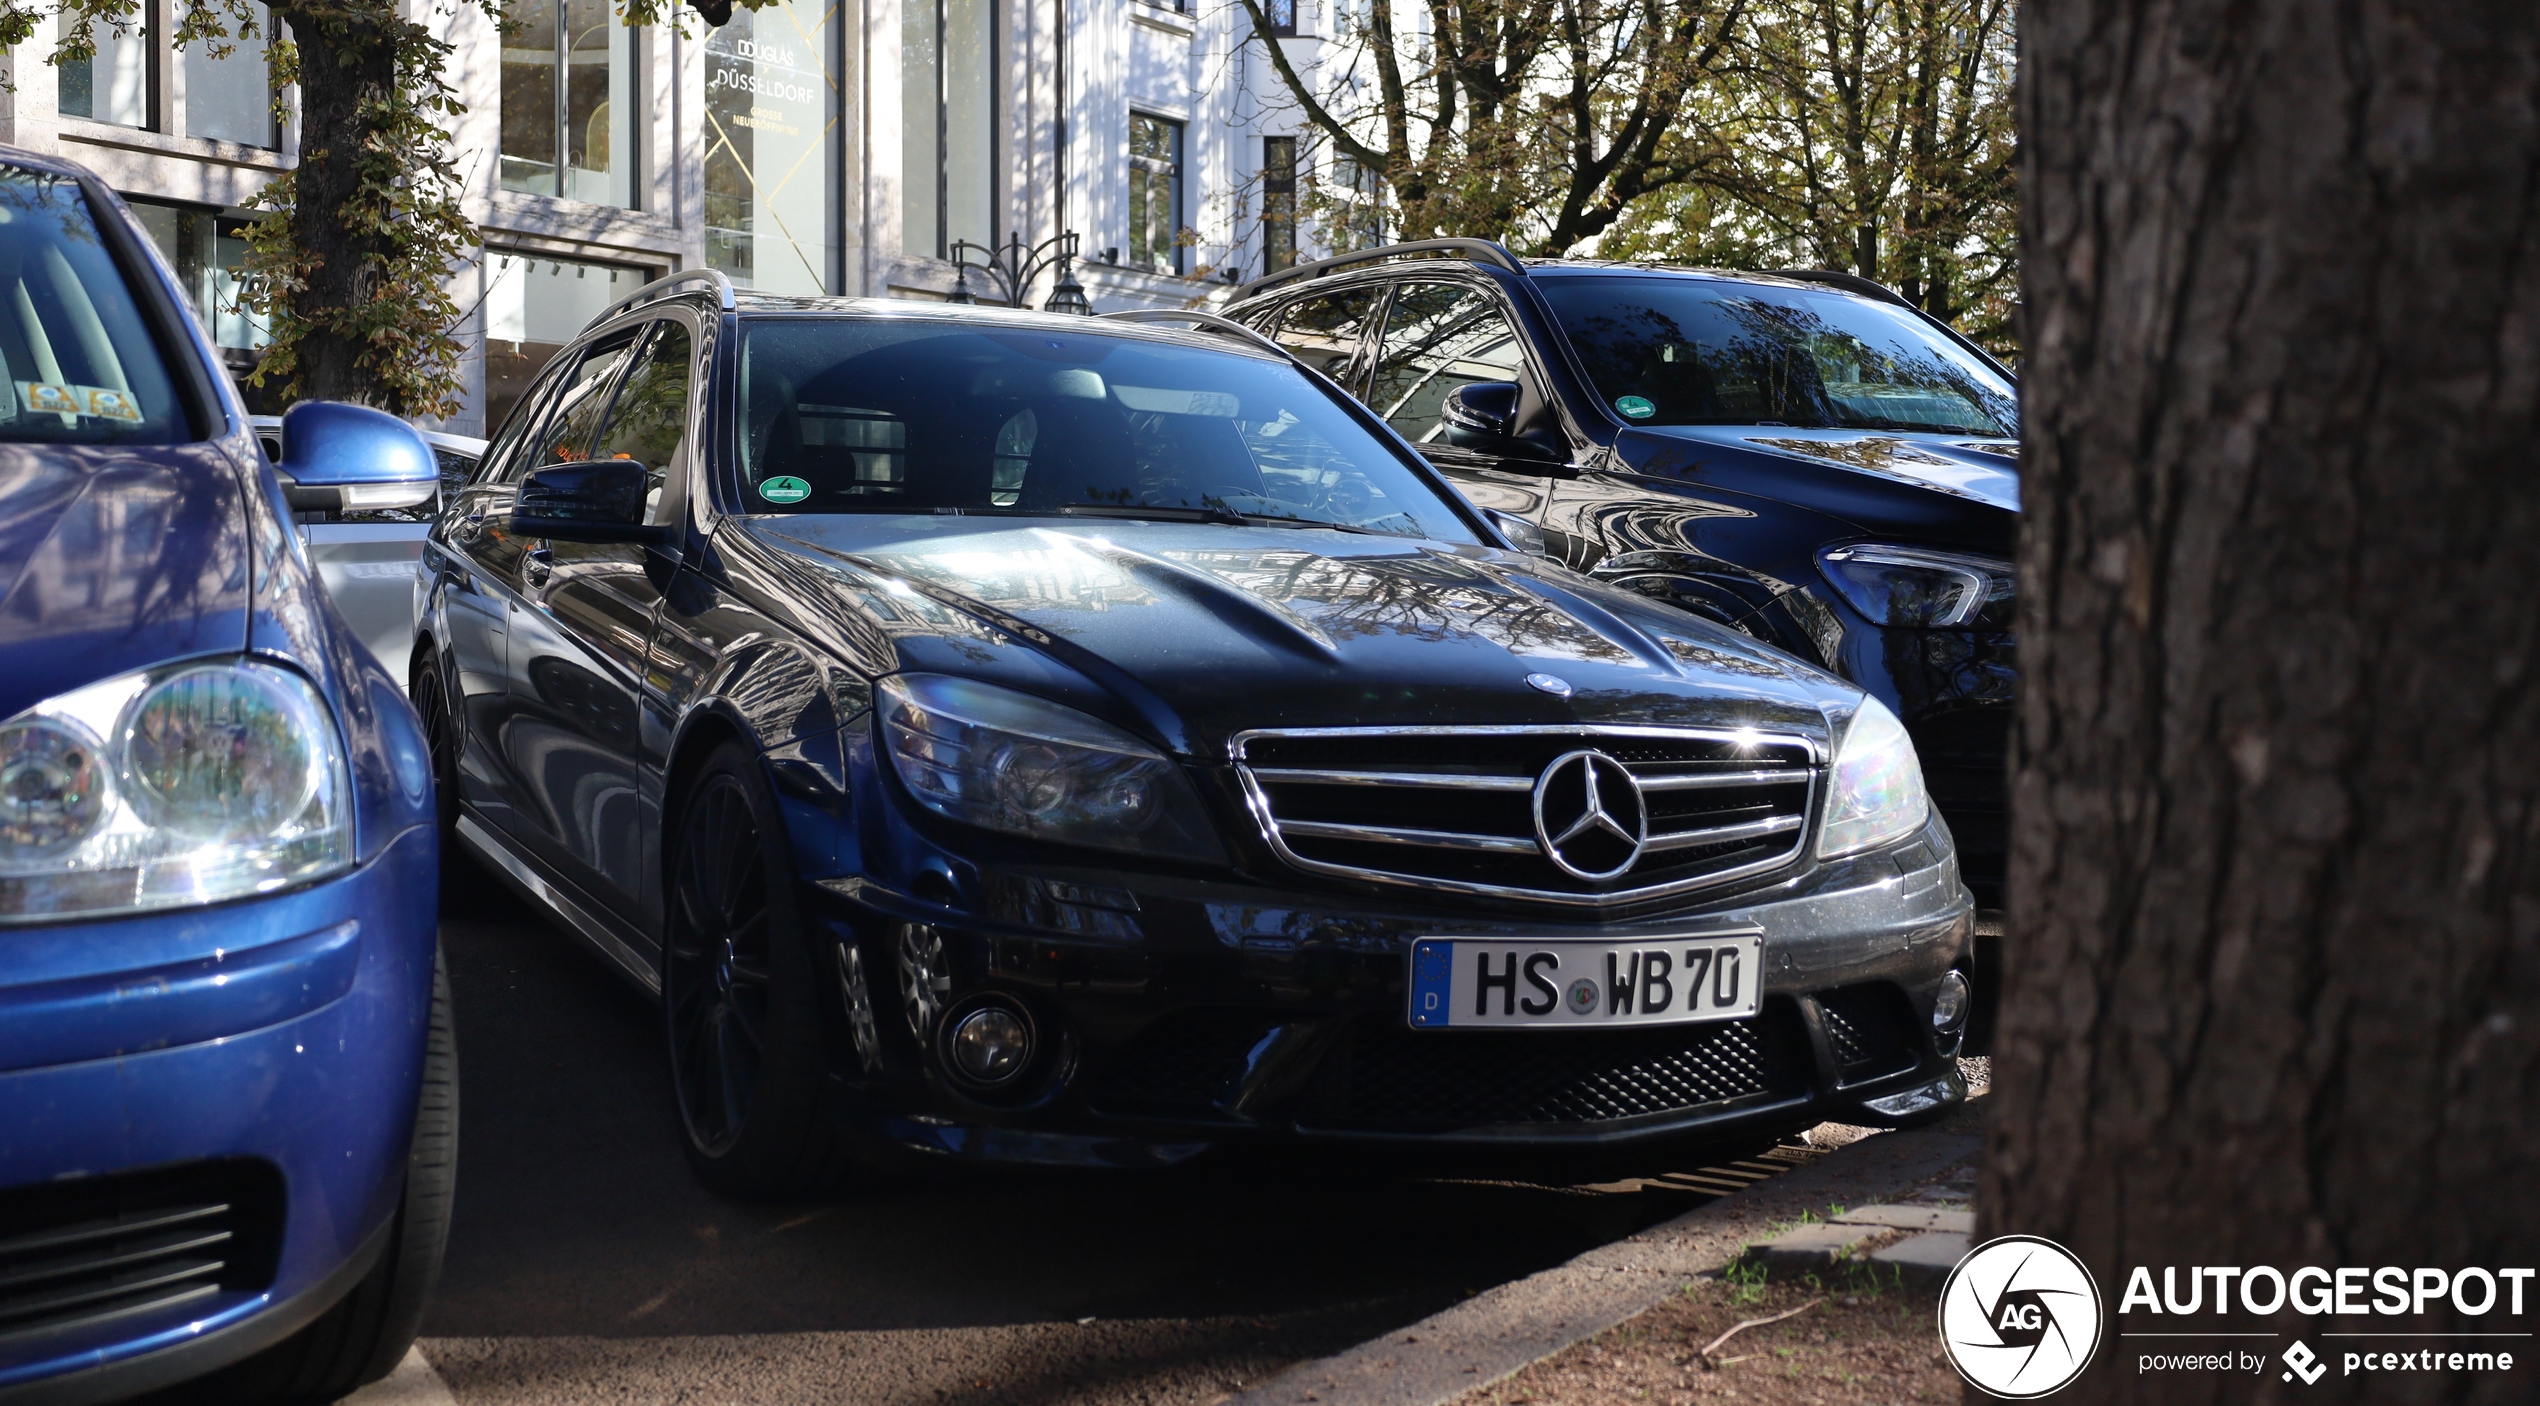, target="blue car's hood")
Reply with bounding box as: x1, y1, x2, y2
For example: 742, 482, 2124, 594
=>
1622, 425, 2021, 514
0, 442, 252, 720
